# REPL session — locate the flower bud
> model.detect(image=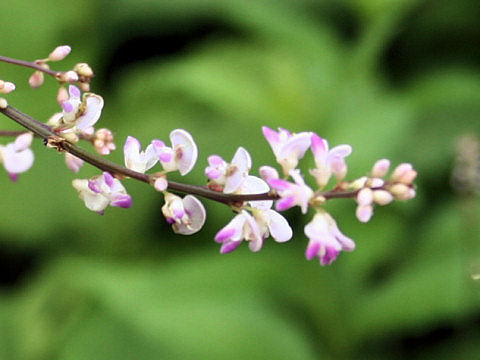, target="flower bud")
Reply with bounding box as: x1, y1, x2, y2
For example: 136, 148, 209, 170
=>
154, 176, 168, 192
391, 163, 413, 182
28, 71, 44, 88
57, 86, 69, 105
371, 159, 390, 178
0, 98, 8, 109
373, 190, 393, 205
398, 169, 417, 185
0, 80, 16, 93
65, 153, 84, 173
356, 205, 373, 223
48, 45, 71, 61
357, 188, 373, 206
93, 128, 115, 155
78, 82, 90, 92
58, 70, 79, 83
370, 177, 385, 188
350, 176, 368, 190
74, 63, 94, 78
390, 184, 415, 200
